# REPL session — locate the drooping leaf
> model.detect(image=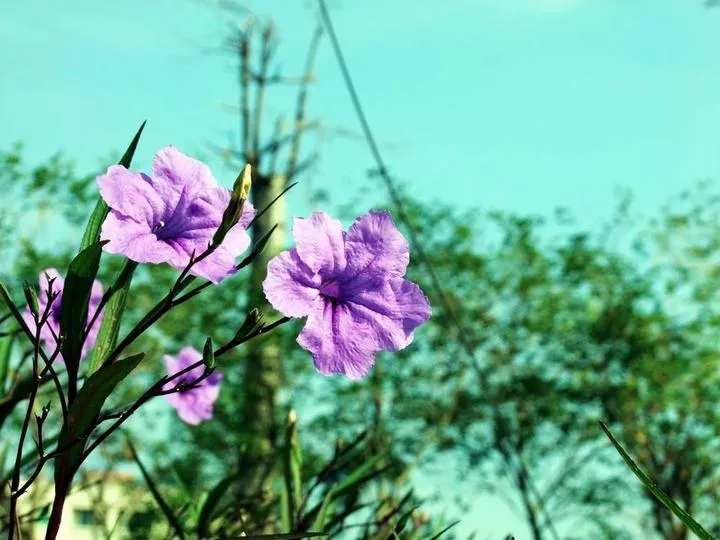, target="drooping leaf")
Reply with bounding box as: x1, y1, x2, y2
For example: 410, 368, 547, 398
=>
127, 435, 186, 539
600, 422, 713, 540
80, 120, 146, 250
54, 352, 144, 491
59, 241, 106, 397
